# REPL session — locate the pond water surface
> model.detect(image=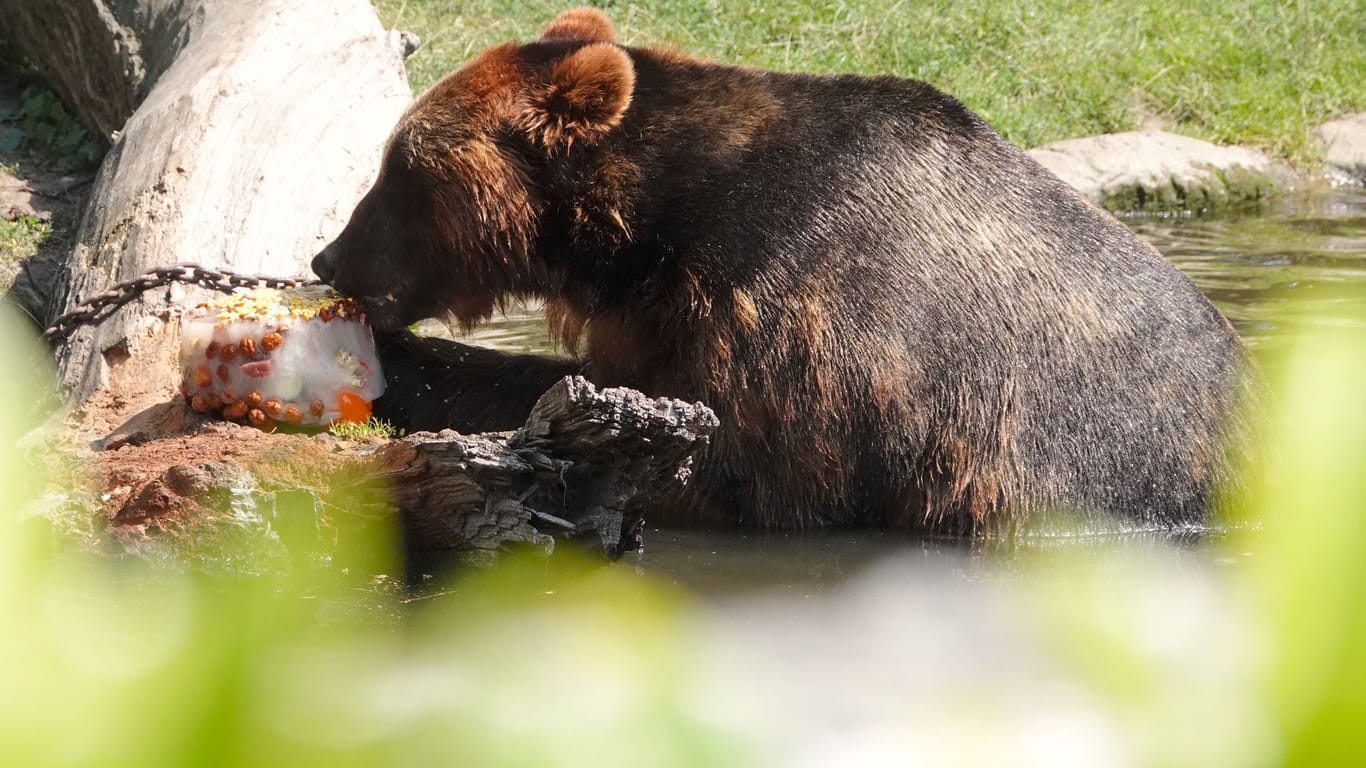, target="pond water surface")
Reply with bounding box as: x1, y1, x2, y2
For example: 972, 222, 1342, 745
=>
450, 187, 1366, 596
